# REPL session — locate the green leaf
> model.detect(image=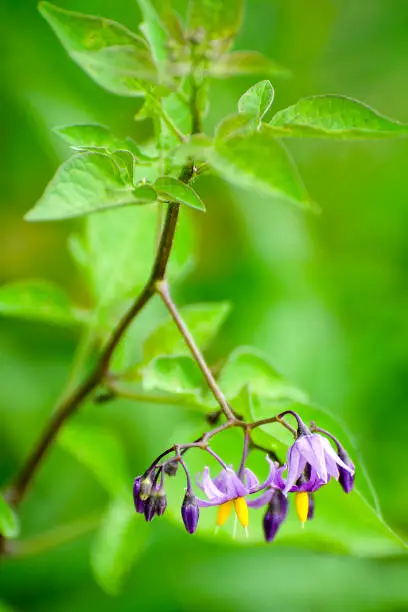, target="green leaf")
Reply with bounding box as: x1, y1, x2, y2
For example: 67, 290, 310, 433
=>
55, 124, 122, 151
91, 497, 148, 596
214, 113, 253, 141
0, 494, 19, 539
207, 126, 313, 209
137, 0, 169, 67
238, 80, 275, 124
55, 124, 157, 164
0, 280, 83, 325
85, 204, 157, 308
187, 0, 243, 50
143, 302, 231, 363
39, 2, 157, 97
219, 347, 308, 403
142, 355, 204, 396
270, 95, 408, 139
25, 153, 156, 221
155, 176, 205, 211
210, 51, 290, 78
58, 423, 131, 497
